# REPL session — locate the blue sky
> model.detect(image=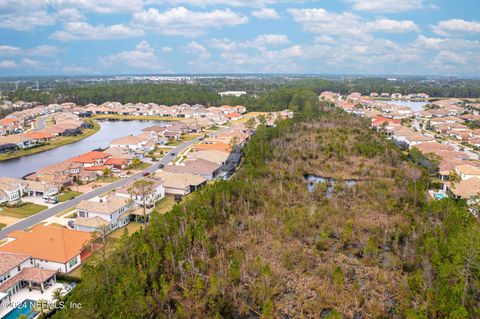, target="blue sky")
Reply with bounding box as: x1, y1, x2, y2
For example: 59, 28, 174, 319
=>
0, 0, 479, 76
